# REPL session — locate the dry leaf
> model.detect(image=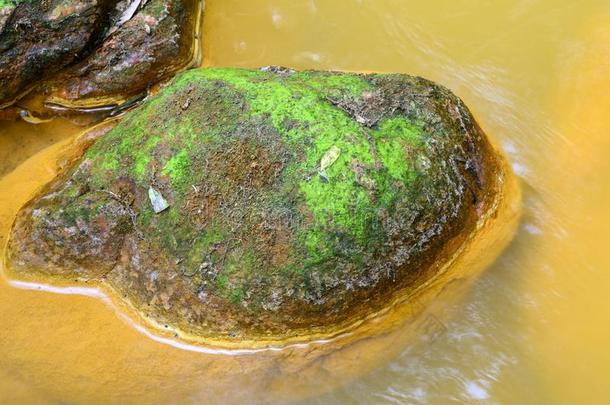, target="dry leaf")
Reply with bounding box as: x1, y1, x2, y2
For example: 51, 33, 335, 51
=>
148, 186, 169, 213
320, 146, 341, 171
